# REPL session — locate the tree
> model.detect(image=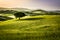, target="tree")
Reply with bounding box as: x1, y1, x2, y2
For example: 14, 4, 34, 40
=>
14, 12, 26, 20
